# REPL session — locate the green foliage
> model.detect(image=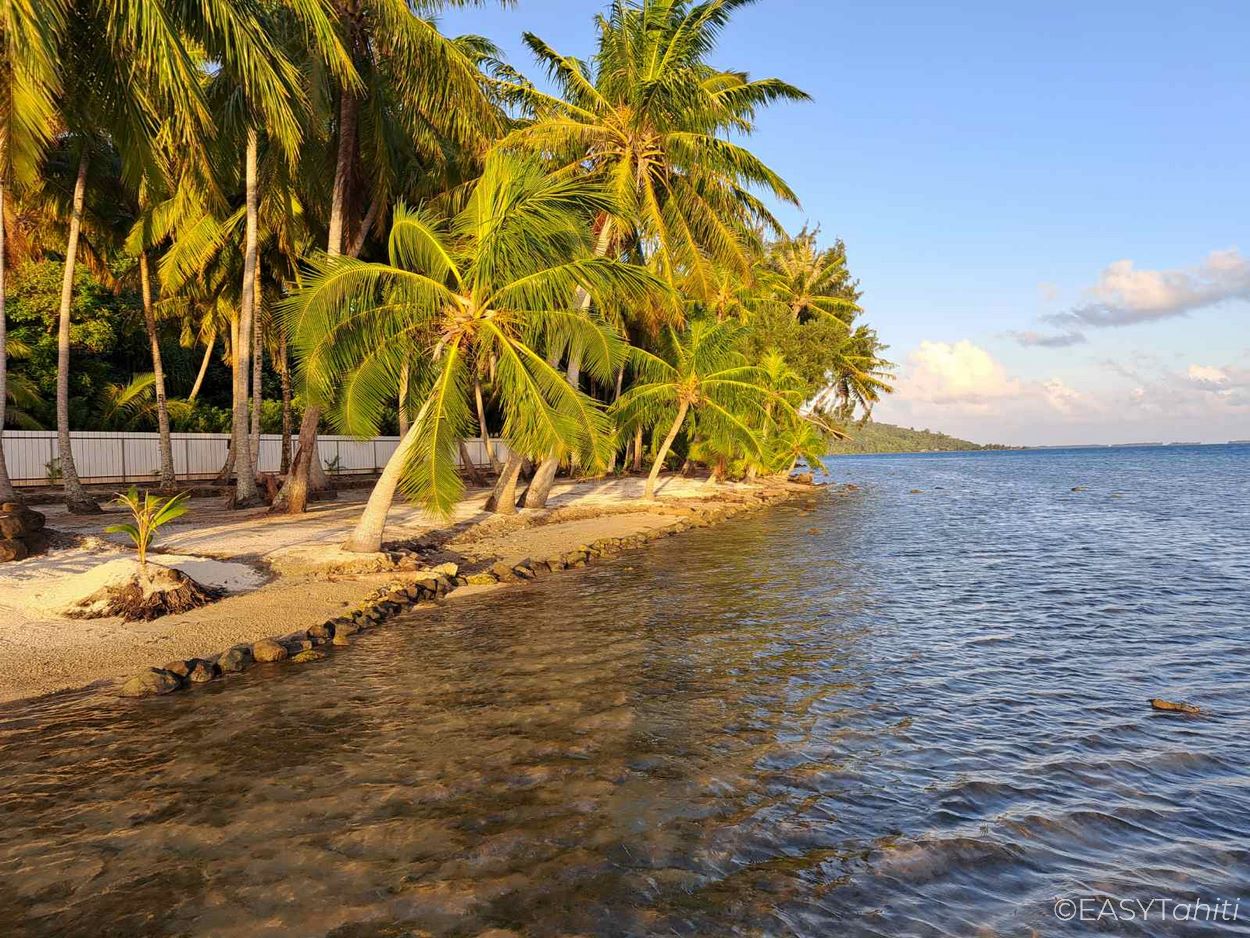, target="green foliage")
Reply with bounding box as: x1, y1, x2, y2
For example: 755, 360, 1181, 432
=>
826, 422, 1006, 454
104, 487, 190, 566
